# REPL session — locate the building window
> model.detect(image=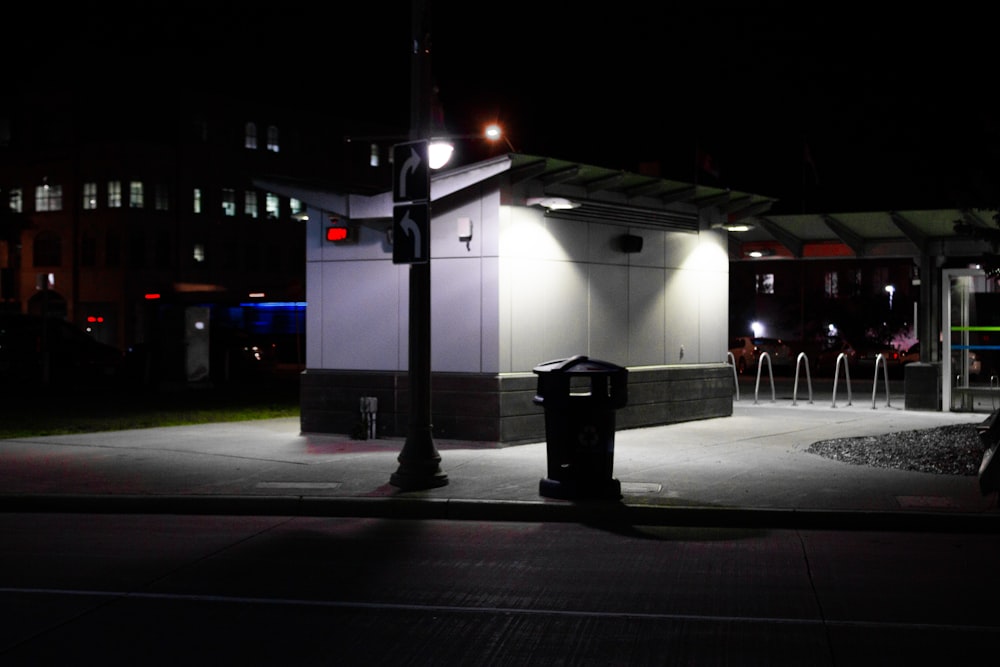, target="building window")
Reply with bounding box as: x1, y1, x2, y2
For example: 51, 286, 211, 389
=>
106, 231, 121, 267
129, 181, 144, 208
193, 188, 202, 214
266, 125, 279, 152
33, 231, 61, 266
83, 182, 98, 210
108, 180, 122, 208
155, 184, 170, 211
81, 230, 97, 267
34, 183, 63, 212
245, 122, 257, 149
266, 193, 280, 220
9, 187, 23, 212
245, 191, 259, 218
755, 273, 774, 295
193, 243, 206, 263
221, 188, 236, 216
370, 143, 379, 167
824, 271, 839, 298
155, 230, 170, 269
128, 230, 145, 268
870, 267, 889, 296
